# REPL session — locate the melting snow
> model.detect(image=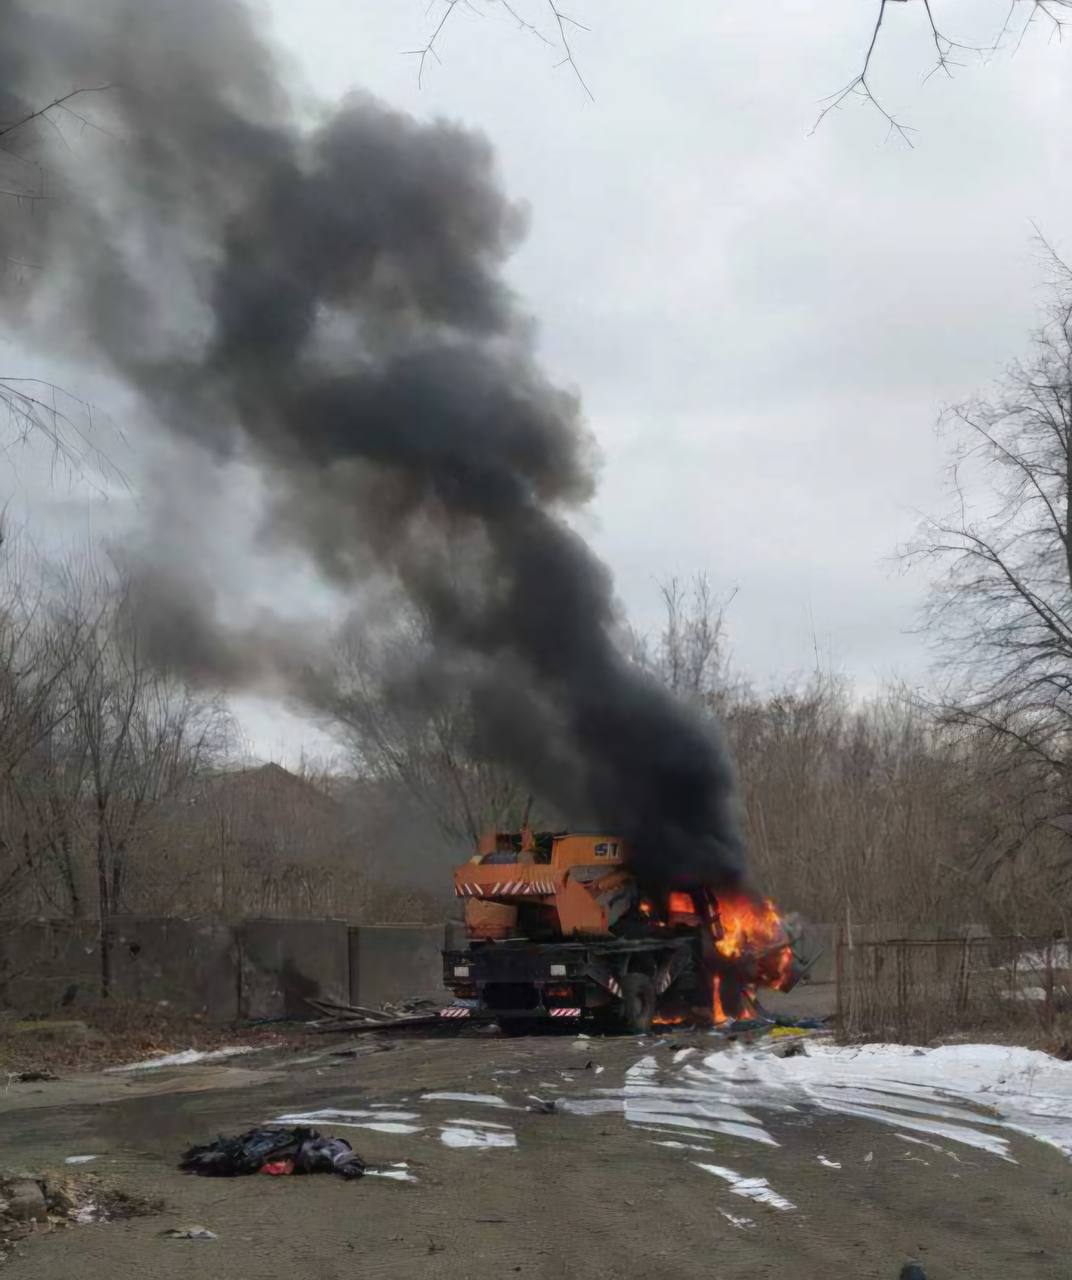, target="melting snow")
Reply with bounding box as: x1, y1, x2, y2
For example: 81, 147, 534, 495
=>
694, 1162, 796, 1211
816, 1155, 841, 1169
106, 1045, 258, 1072
64, 1155, 98, 1165
439, 1124, 517, 1149
366, 1162, 417, 1183
718, 1209, 756, 1229
692, 1042, 1072, 1159
421, 1092, 511, 1108
445, 1117, 512, 1129
274, 1108, 422, 1135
